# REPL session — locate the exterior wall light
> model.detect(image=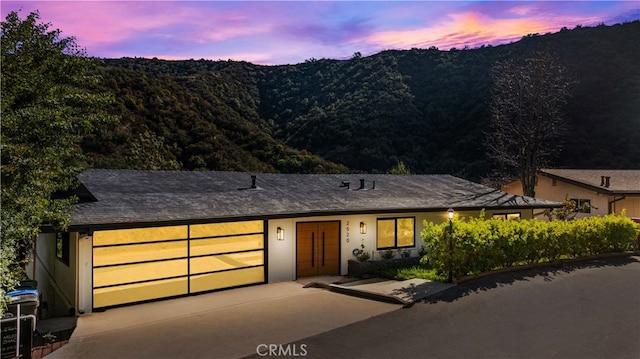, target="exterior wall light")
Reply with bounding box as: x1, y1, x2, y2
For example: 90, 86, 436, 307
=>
276, 227, 285, 241
447, 208, 455, 220
359, 222, 367, 234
